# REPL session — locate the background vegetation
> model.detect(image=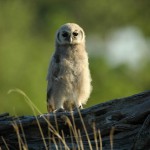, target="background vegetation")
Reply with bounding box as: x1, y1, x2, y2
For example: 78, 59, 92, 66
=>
0, 0, 150, 115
